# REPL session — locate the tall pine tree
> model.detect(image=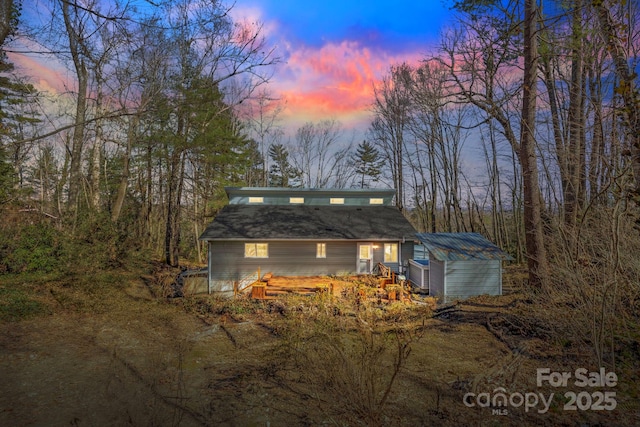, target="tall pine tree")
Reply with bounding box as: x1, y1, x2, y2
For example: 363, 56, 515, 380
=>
353, 140, 384, 188
268, 143, 301, 187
